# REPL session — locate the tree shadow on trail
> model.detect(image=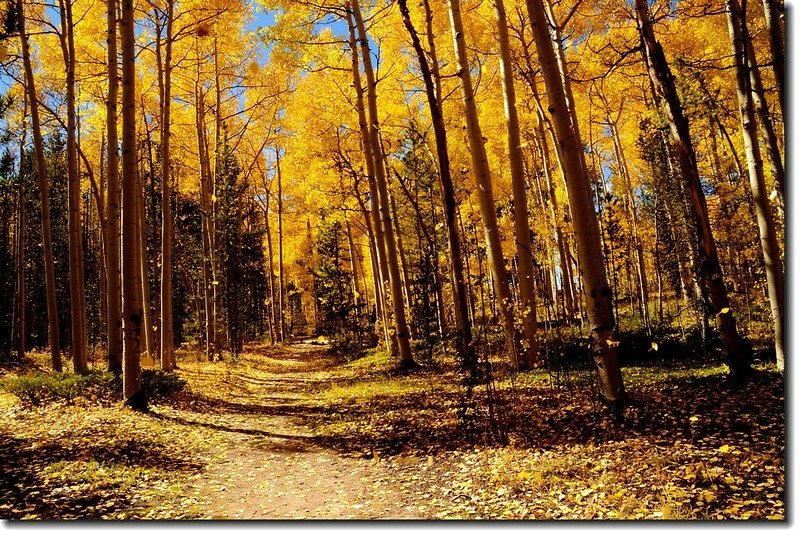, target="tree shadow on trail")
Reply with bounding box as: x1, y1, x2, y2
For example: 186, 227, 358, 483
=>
293, 368, 784, 460
148, 409, 316, 449
0, 433, 203, 520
